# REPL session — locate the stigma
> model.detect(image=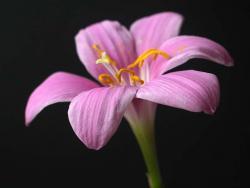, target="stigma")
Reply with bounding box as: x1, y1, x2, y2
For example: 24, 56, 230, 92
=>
92, 44, 170, 86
